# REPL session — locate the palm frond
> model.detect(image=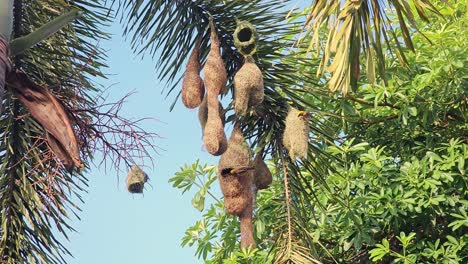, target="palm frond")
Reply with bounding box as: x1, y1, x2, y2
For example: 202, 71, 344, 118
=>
0, 1, 109, 263
302, 0, 440, 94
